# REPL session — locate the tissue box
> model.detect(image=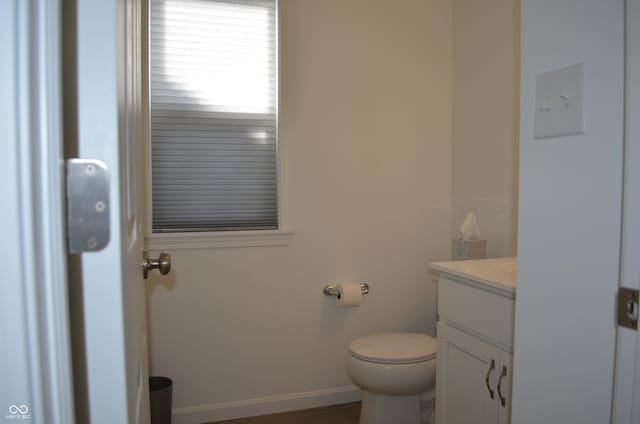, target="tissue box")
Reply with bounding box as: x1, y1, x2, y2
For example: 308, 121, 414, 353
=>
452, 238, 487, 260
